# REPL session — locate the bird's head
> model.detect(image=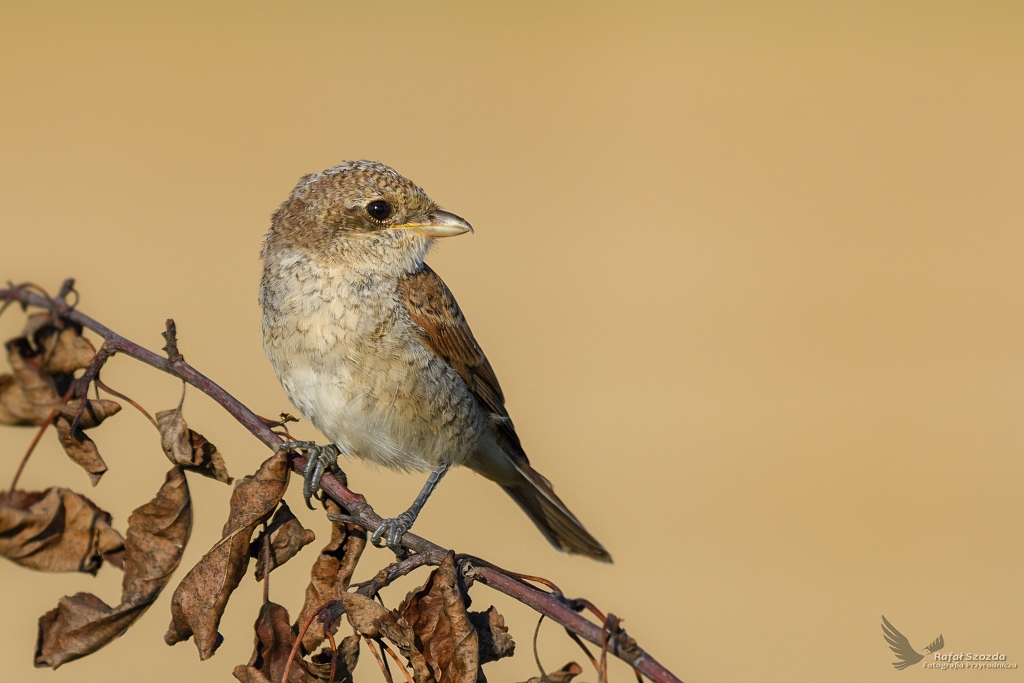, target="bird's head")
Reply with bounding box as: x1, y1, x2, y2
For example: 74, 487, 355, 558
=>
264, 160, 472, 272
